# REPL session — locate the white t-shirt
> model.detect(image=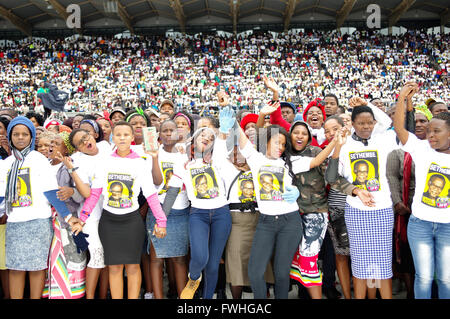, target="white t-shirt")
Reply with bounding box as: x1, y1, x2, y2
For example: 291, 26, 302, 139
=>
91, 151, 158, 215
156, 147, 190, 210
338, 131, 398, 210
214, 139, 256, 205
72, 150, 108, 221
402, 133, 450, 223
0, 151, 58, 222
171, 146, 228, 210
239, 140, 313, 216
